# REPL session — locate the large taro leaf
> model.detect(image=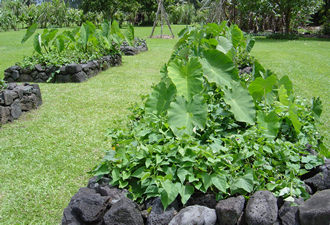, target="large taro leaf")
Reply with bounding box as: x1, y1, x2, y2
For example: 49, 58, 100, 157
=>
278, 75, 293, 96
145, 82, 176, 117
168, 95, 207, 137
167, 57, 203, 102
248, 75, 277, 102
311, 97, 322, 122
257, 111, 280, 139
230, 25, 243, 49
223, 82, 255, 125
289, 104, 302, 133
216, 36, 233, 54
200, 49, 239, 88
